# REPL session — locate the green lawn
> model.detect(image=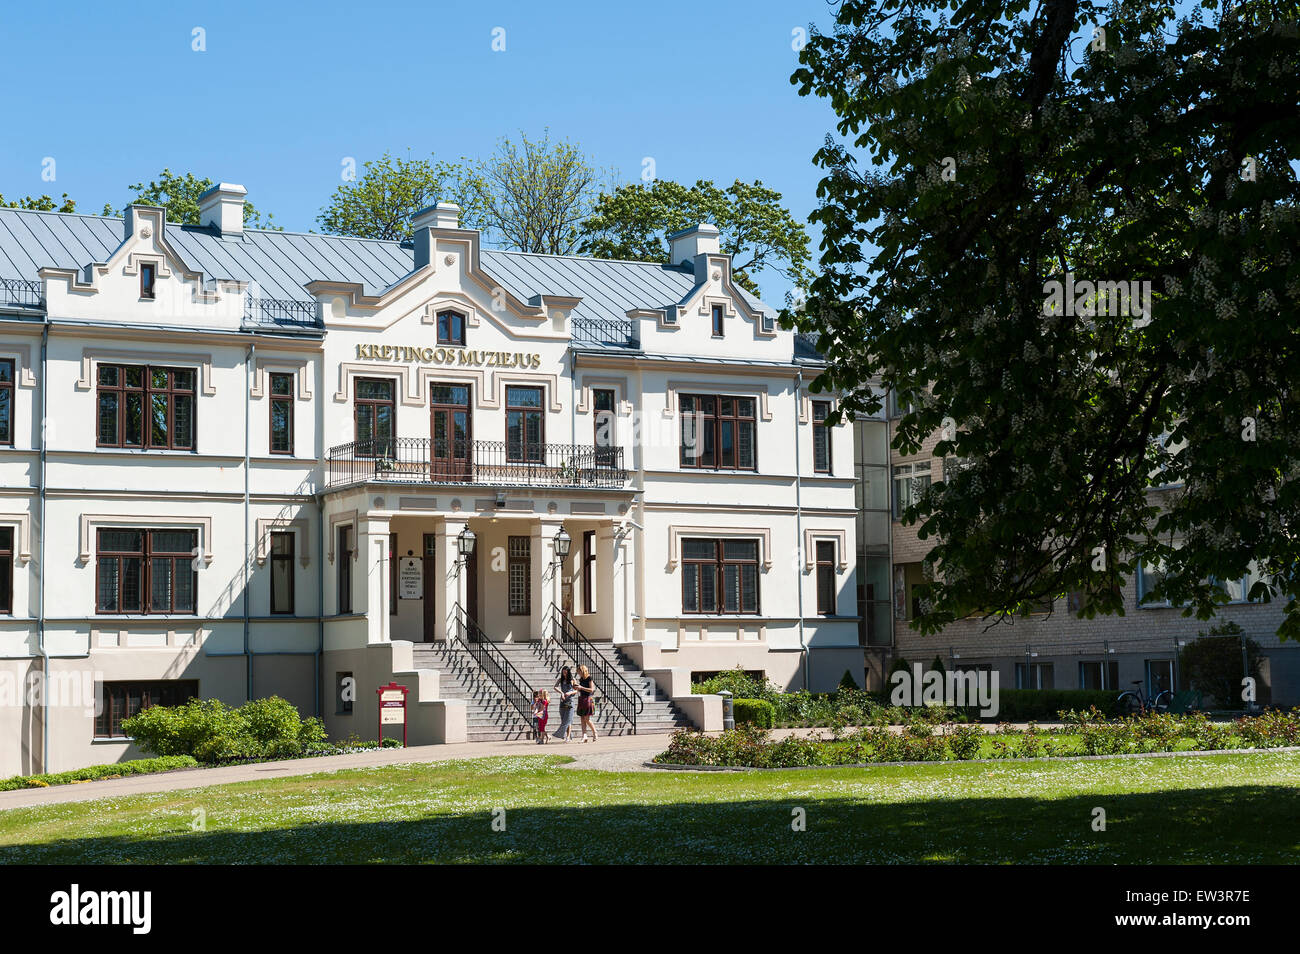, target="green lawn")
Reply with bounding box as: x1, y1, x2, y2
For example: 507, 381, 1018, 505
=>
2, 751, 1299, 864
